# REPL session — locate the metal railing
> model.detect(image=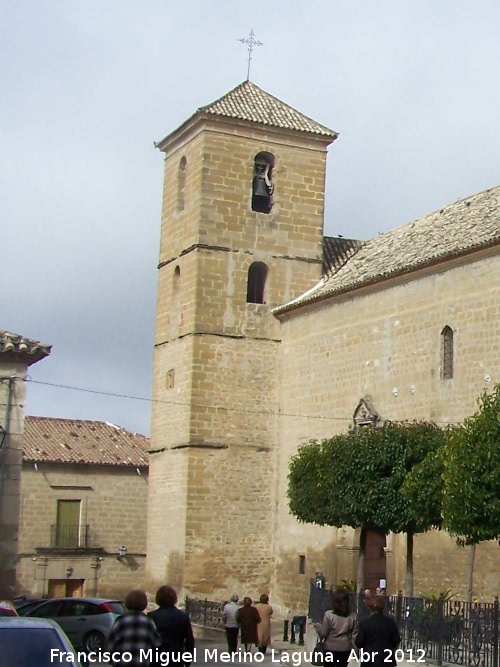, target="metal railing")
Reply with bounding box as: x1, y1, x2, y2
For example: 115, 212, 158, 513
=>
309, 583, 500, 667
185, 597, 225, 629
50, 524, 90, 548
